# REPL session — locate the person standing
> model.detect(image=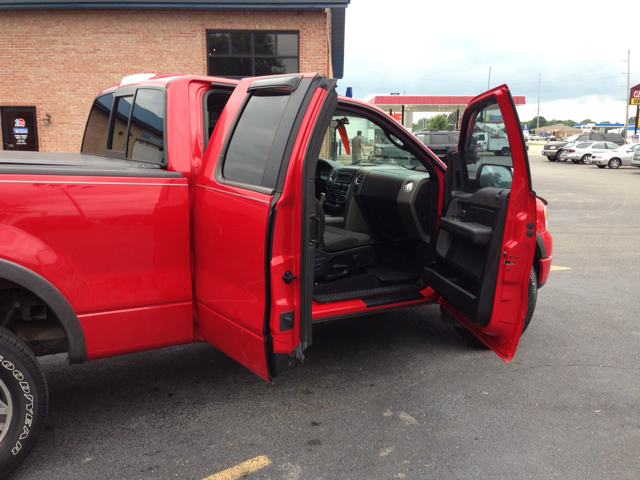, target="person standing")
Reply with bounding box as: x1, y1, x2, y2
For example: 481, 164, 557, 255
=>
351, 130, 365, 164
